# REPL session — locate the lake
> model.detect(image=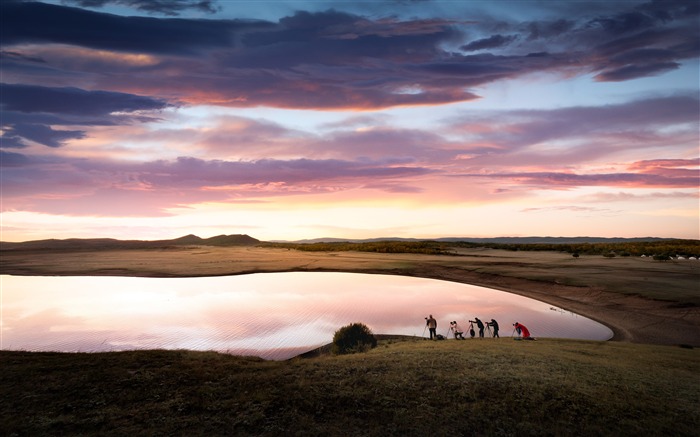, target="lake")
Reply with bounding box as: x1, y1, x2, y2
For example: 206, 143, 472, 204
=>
1, 272, 612, 360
